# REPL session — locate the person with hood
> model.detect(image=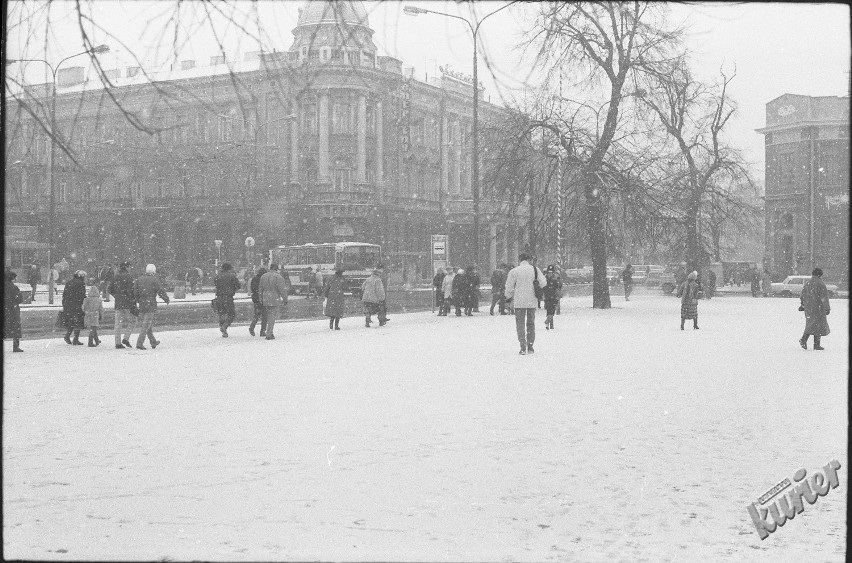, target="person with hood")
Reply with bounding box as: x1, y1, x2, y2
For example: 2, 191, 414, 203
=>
62, 270, 88, 345
504, 253, 546, 355
109, 260, 136, 348
490, 264, 507, 315
324, 268, 346, 330
621, 264, 634, 301
4, 270, 24, 352
677, 270, 702, 330
27, 264, 41, 301
452, 268, 470, 316
361, 268, 386, 327
82, 284, 104, 347
214, 262, 241, 337
258, 263, 290, 340
248, 265, 268, 337
133, 264, 170, 349
543, 265, 563, 330
440, 268, 456, 316
799, 268, 831, 350
433, 268, 446, 314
